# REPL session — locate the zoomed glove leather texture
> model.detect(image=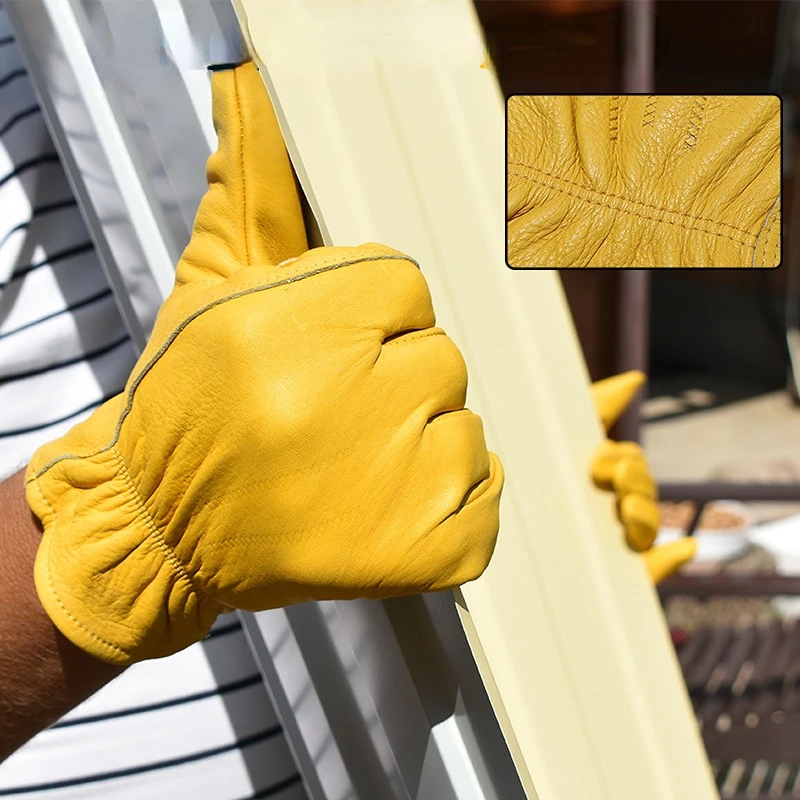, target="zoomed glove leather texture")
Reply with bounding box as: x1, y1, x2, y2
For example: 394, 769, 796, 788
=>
24, 62, 503, 666
507, 95, 781, 268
